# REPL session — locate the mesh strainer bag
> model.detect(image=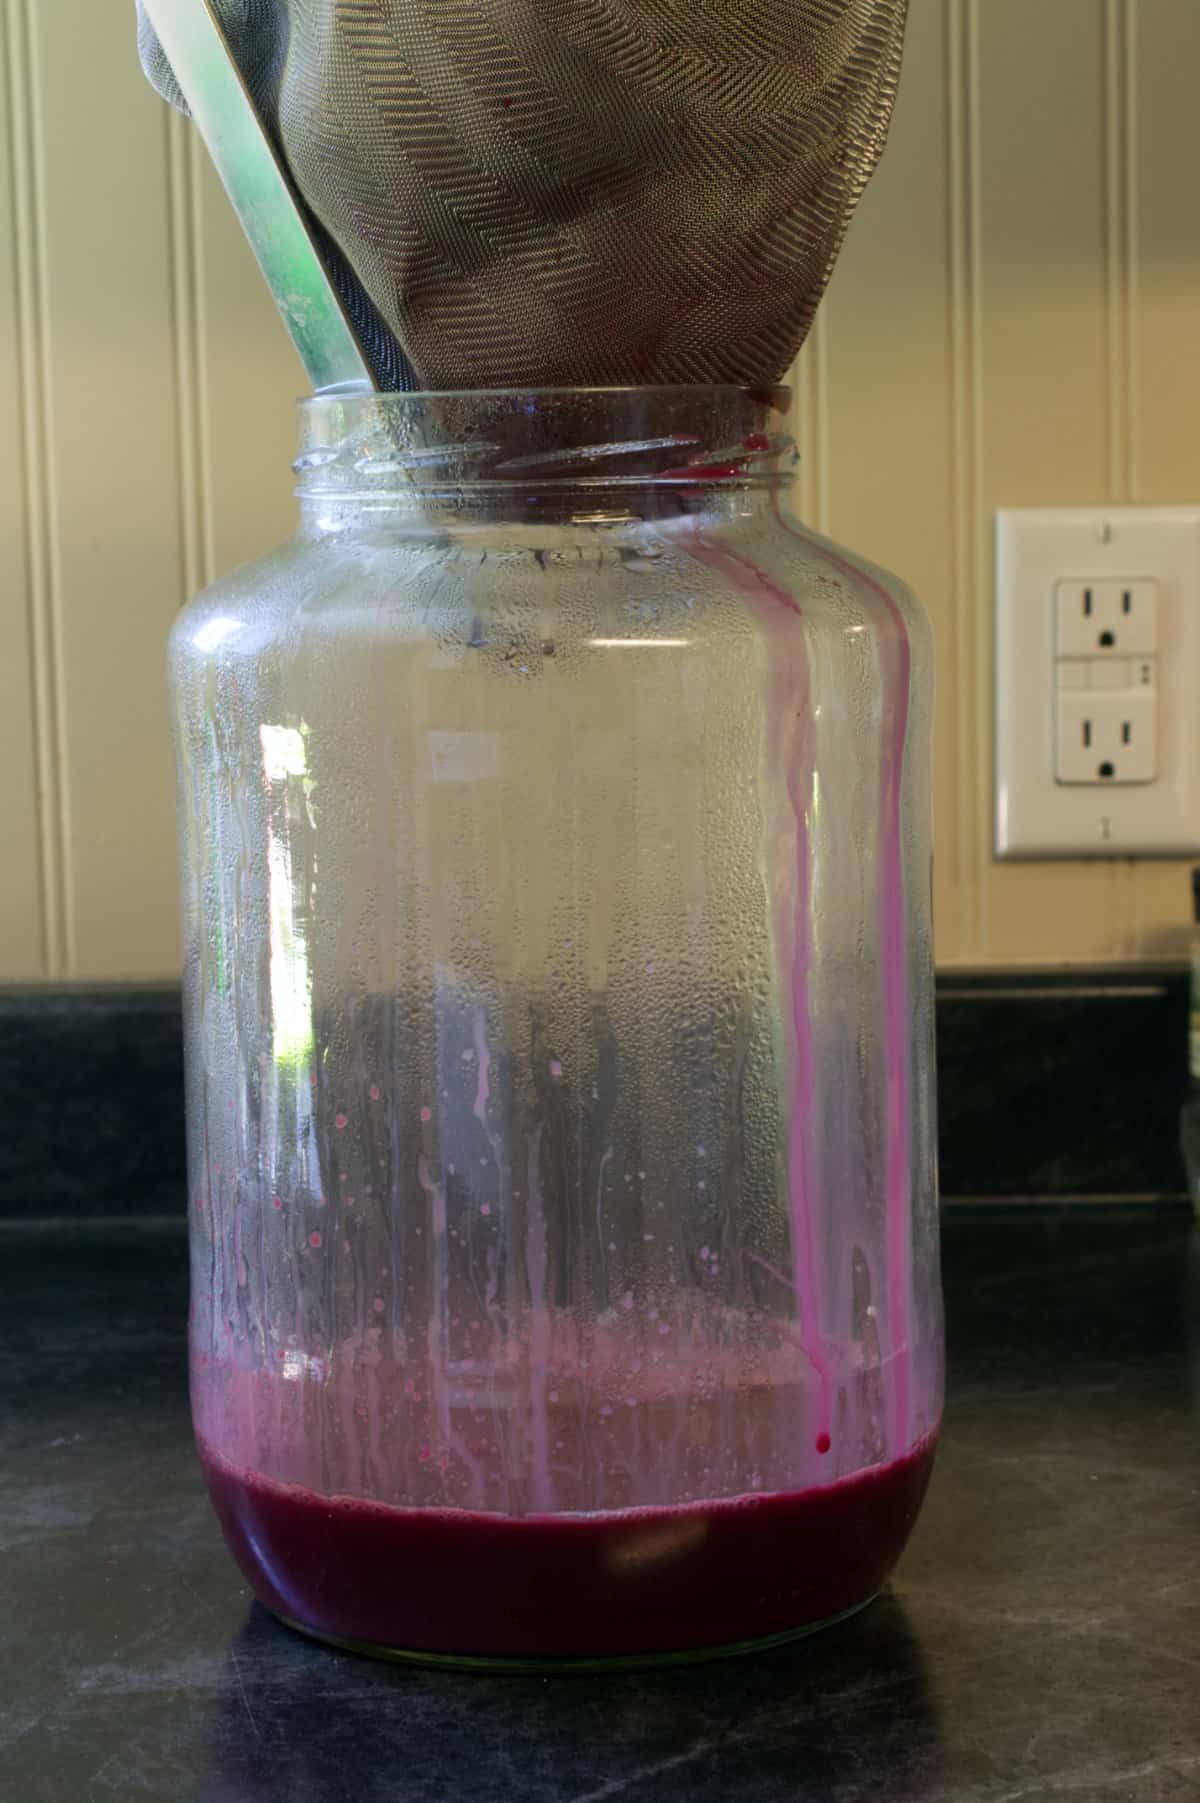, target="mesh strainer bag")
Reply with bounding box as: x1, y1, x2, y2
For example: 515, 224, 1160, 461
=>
138, 0, 907, 391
